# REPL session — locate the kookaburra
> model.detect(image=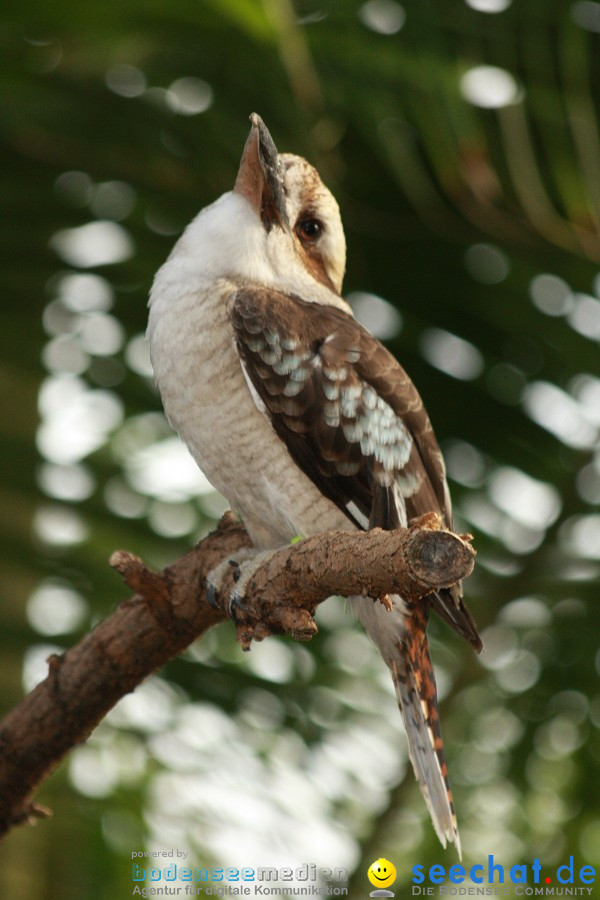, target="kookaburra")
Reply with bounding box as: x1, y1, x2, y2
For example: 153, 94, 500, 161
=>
148, 114, 482, 855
